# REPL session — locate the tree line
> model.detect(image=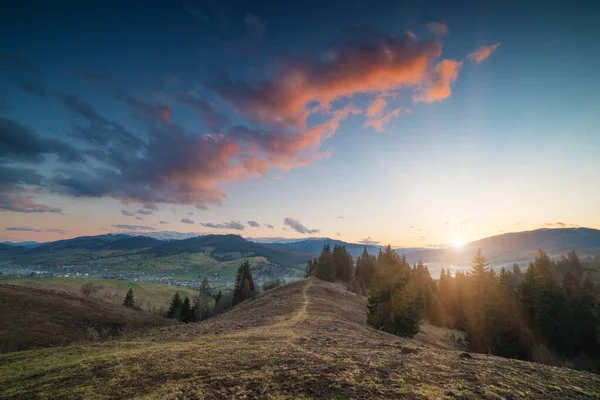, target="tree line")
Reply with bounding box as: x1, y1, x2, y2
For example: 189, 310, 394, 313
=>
435, 249, 599, 370
165, 260, 285, 323
312, 242, 598, 371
